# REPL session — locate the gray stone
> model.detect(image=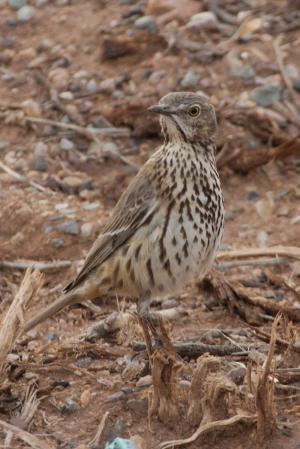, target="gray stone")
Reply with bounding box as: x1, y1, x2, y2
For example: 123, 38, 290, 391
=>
228, 366, 246, 385
34, 157, 47, 172
180, 69, 200, 88
9, 0, 26, 10
75, 357, 92, 368
51, 238, 64, 248
293, 79, 300, 92
247, 191, 260, 202
127, 397, 148, 417
17, 5, 36, 21
229, 65, 255, 80
250, 85, 282, 107
60, 138, 74, 151
61, 399, 79, 415
0, 142, 8, 150
134, 15, 157, 34
43, 224, 54, 234
58, 220, 80, 235
187, 11, 218, 31
86, 79, 98, 93
81, 222, 93, 237
35, 0, 48, 5
291, 214, 300, 225
47, 332, 59, 341
82, 202, 101, 211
